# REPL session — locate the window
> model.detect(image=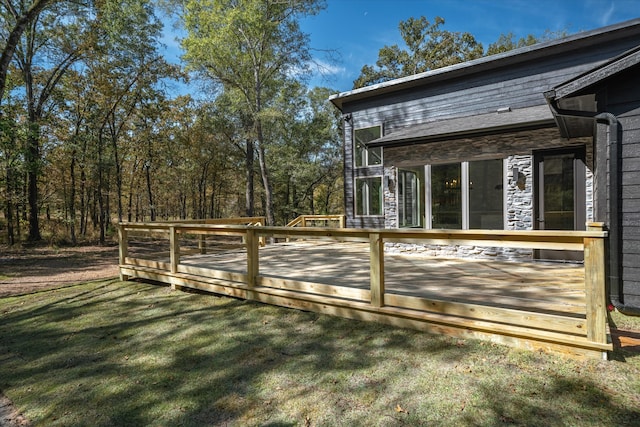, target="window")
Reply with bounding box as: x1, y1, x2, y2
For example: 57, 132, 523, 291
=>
354, 126, 382, 167
398, 169, 422, 227
356, 177, 382, 216
429, 159, 504, 229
